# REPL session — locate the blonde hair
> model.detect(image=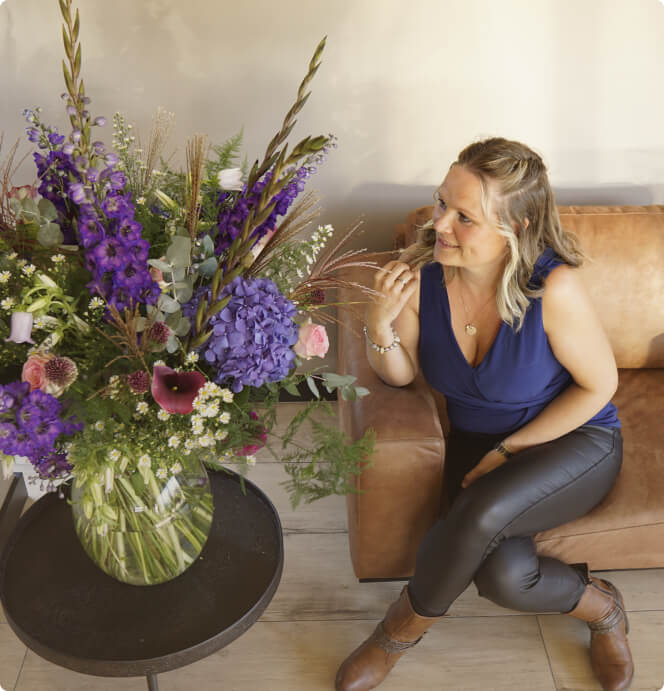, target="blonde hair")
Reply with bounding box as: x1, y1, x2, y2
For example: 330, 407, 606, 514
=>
399, 137, 585, 331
